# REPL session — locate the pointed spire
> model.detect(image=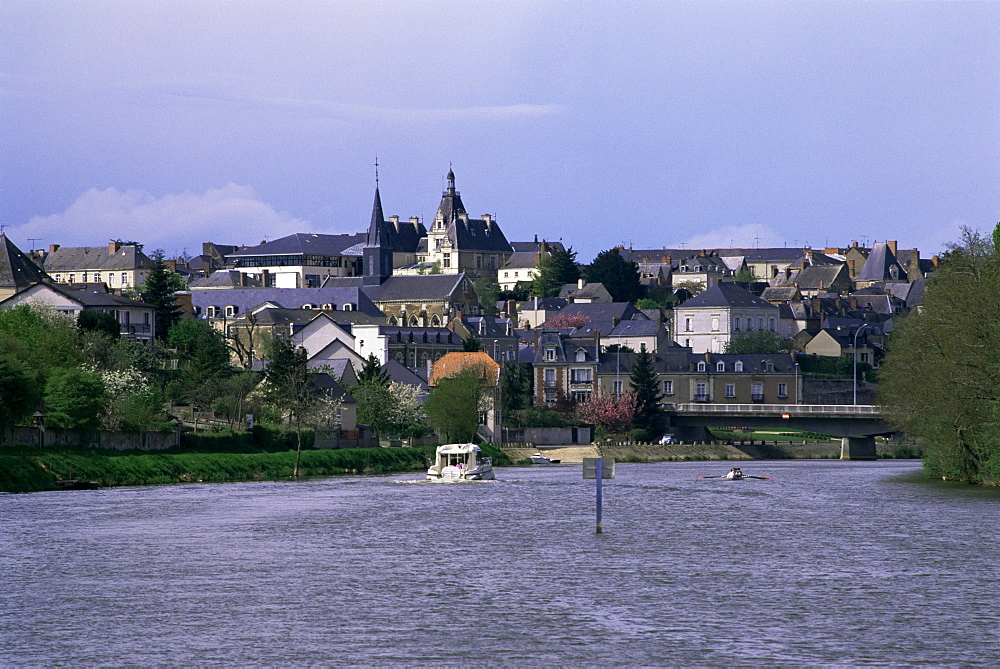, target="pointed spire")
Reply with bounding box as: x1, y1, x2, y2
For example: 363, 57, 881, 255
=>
367, 185, 388, 247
